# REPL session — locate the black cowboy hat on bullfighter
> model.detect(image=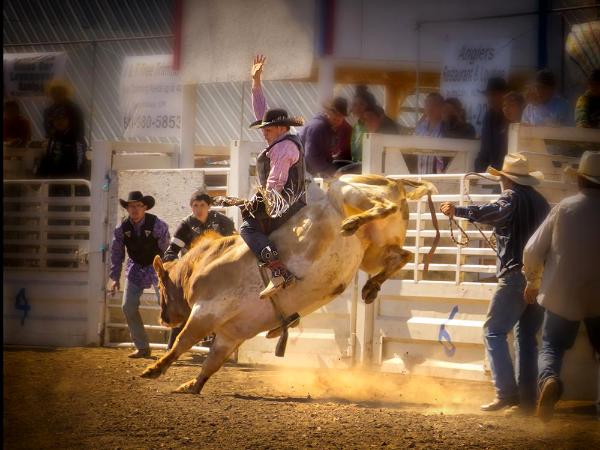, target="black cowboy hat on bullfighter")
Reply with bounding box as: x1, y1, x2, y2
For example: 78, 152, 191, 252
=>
119, 191, 156, 210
